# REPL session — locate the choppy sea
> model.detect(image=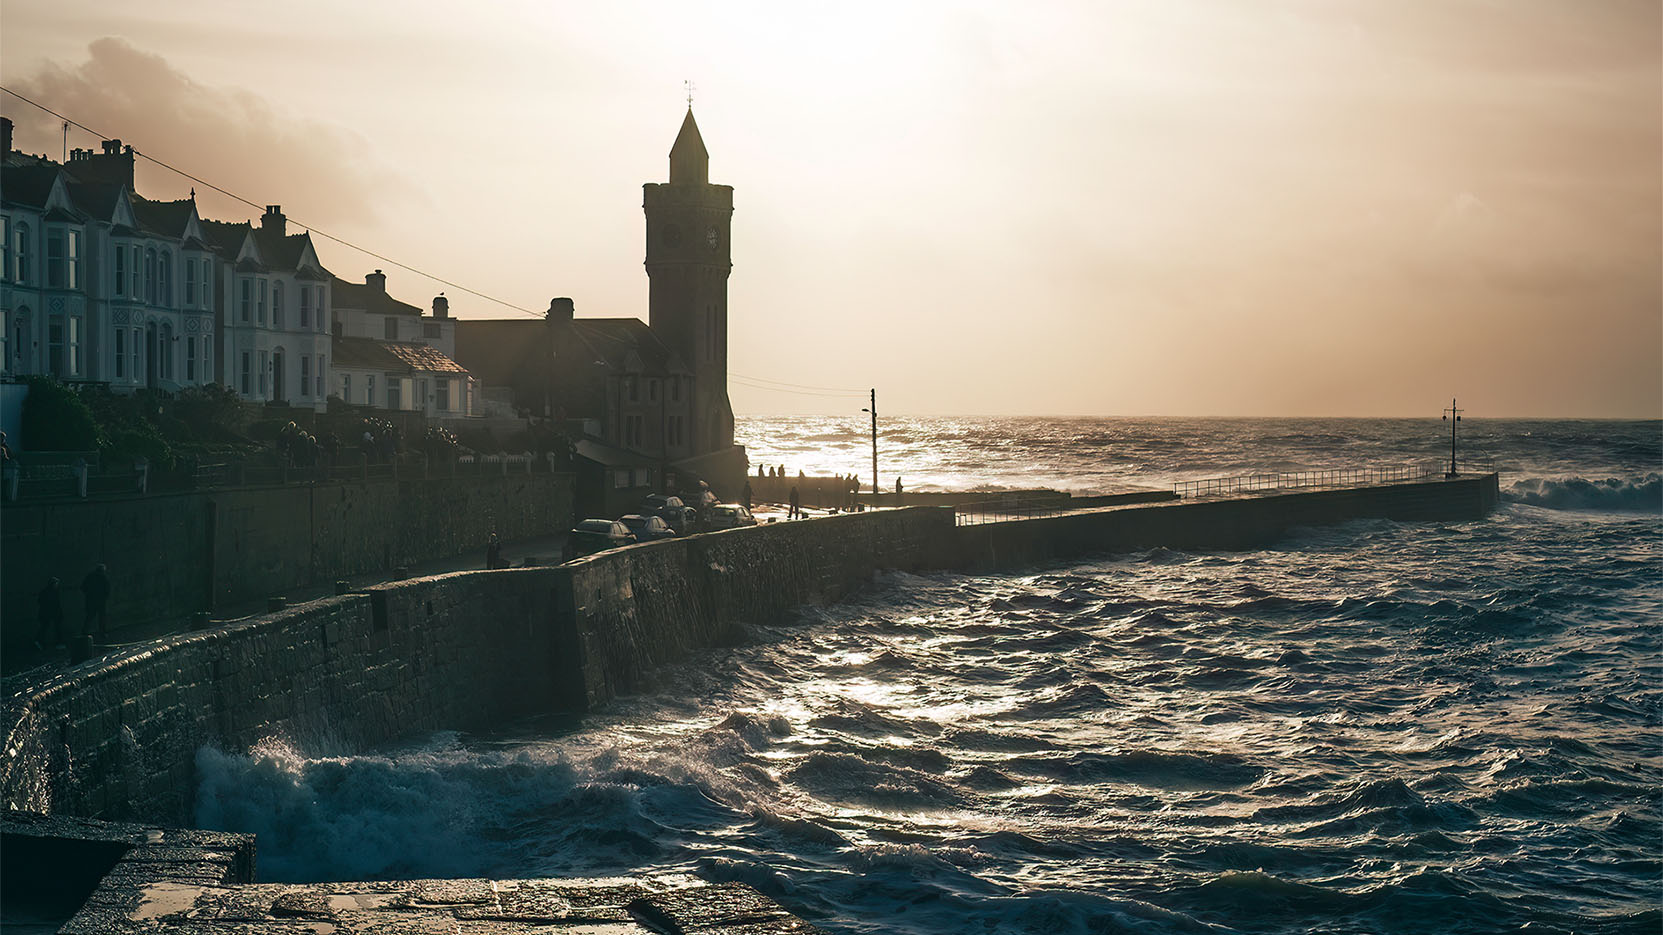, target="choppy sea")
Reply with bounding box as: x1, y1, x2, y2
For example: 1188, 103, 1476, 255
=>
197, 418, 1661, 934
